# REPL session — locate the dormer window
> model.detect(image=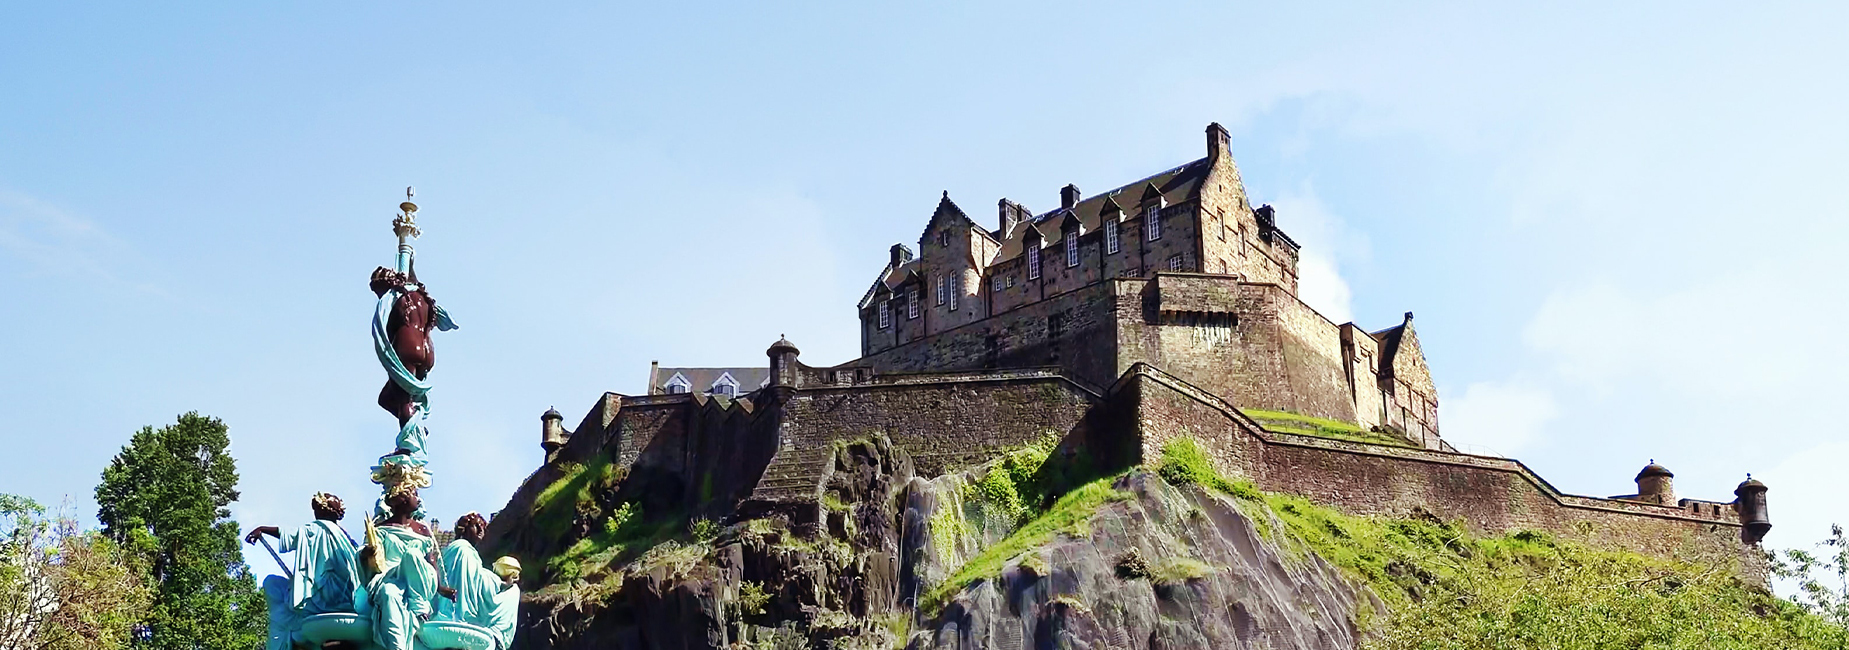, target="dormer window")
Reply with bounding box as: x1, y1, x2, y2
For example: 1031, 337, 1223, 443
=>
1105, 221, 1120, 254
664, 373, 692, 394
1065, 232, 1079, 267
710, 373, 739, 397
1027, 245, 1041, 280
878, 300, 891, 329
907, 286, 920, 319
1146, 206, 1161, 241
